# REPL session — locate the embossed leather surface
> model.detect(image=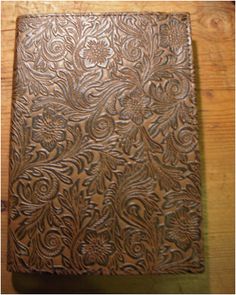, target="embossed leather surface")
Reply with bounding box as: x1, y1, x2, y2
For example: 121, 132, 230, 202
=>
8, 12, 204, 275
